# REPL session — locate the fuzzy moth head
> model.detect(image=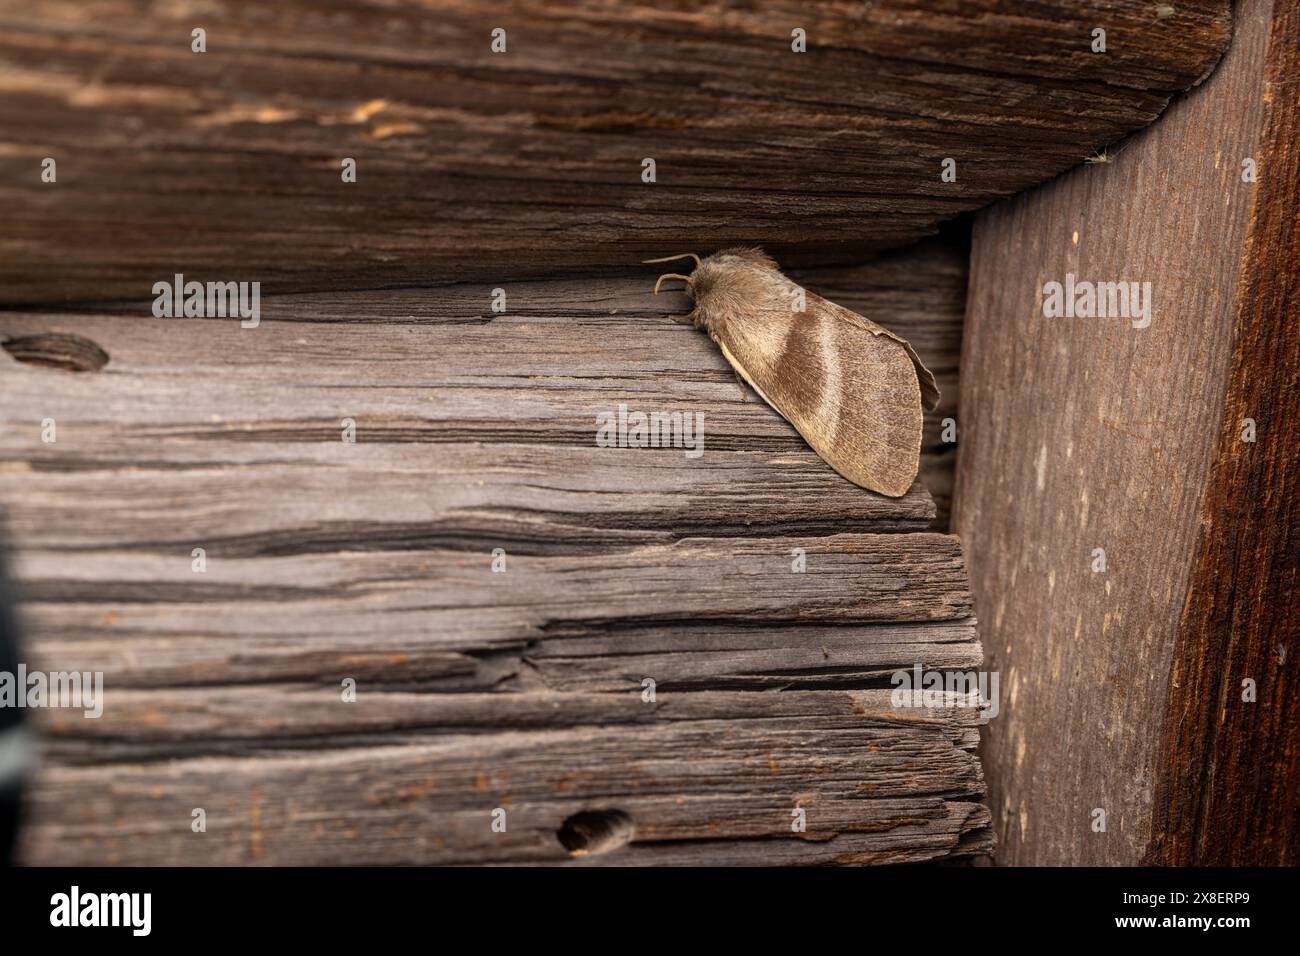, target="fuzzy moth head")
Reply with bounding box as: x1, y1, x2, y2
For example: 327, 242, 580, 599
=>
645, 247, 778, 335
